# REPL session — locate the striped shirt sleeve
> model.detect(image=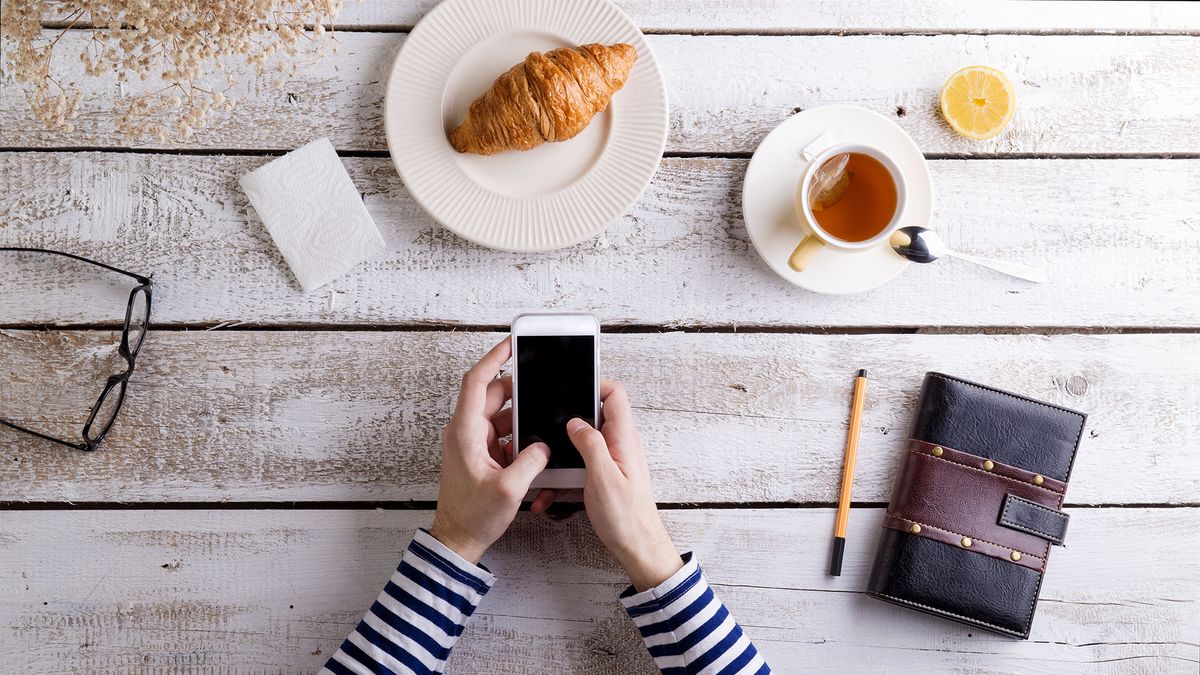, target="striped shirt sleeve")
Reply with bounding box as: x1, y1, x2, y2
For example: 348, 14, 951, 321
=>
321, 529, 495, 675
620, 553, 770, 675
